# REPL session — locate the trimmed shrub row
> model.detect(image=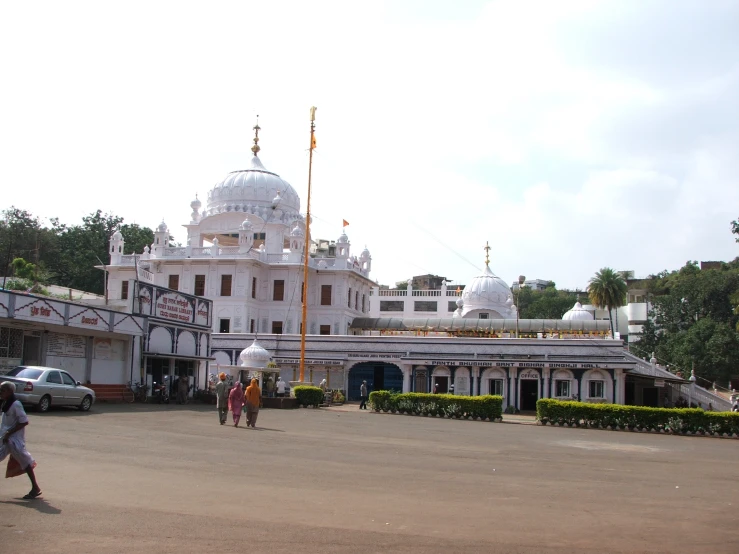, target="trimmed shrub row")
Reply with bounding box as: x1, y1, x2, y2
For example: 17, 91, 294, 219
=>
537, 398, 739, 437
369, 391, 503, 421
293, 386, 323, 408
